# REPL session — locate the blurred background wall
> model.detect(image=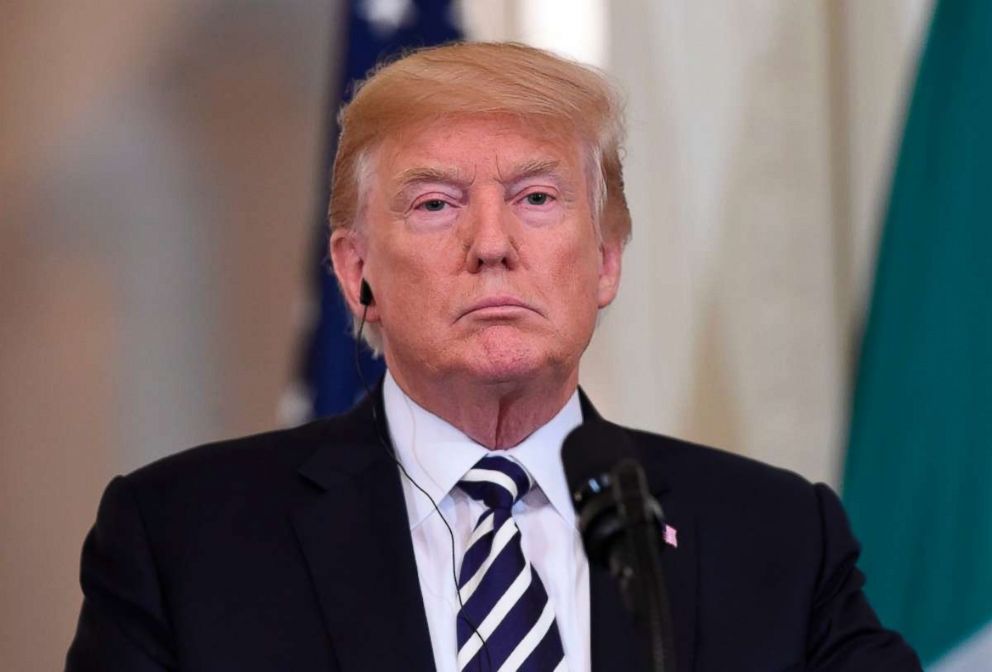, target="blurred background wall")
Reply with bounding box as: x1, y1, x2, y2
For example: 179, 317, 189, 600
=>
0, 1, 932, 669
